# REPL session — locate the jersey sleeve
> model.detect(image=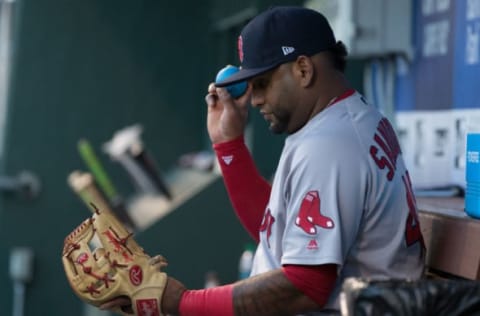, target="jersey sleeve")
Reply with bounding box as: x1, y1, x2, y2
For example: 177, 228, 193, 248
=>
213, 136, 272, 242
280, 135, 369, 266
